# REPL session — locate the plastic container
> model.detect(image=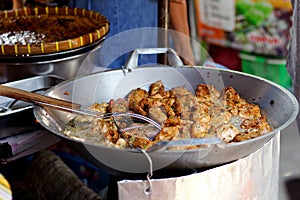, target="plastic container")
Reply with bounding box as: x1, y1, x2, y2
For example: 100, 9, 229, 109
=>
239, 52, 292, 88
